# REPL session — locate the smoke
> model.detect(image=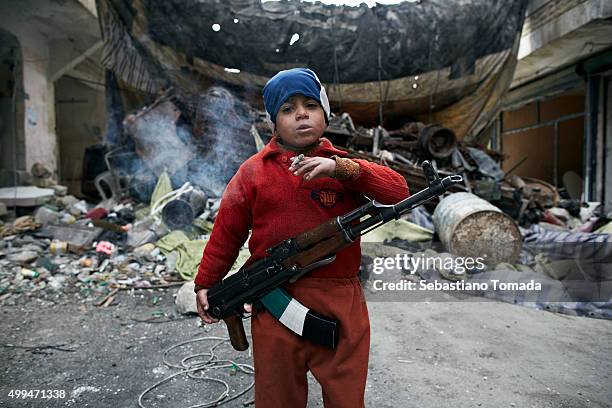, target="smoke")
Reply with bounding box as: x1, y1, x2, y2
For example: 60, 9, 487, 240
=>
120, 86, 257, 202
125, 101, 193, 176
186, 86, 257, 197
